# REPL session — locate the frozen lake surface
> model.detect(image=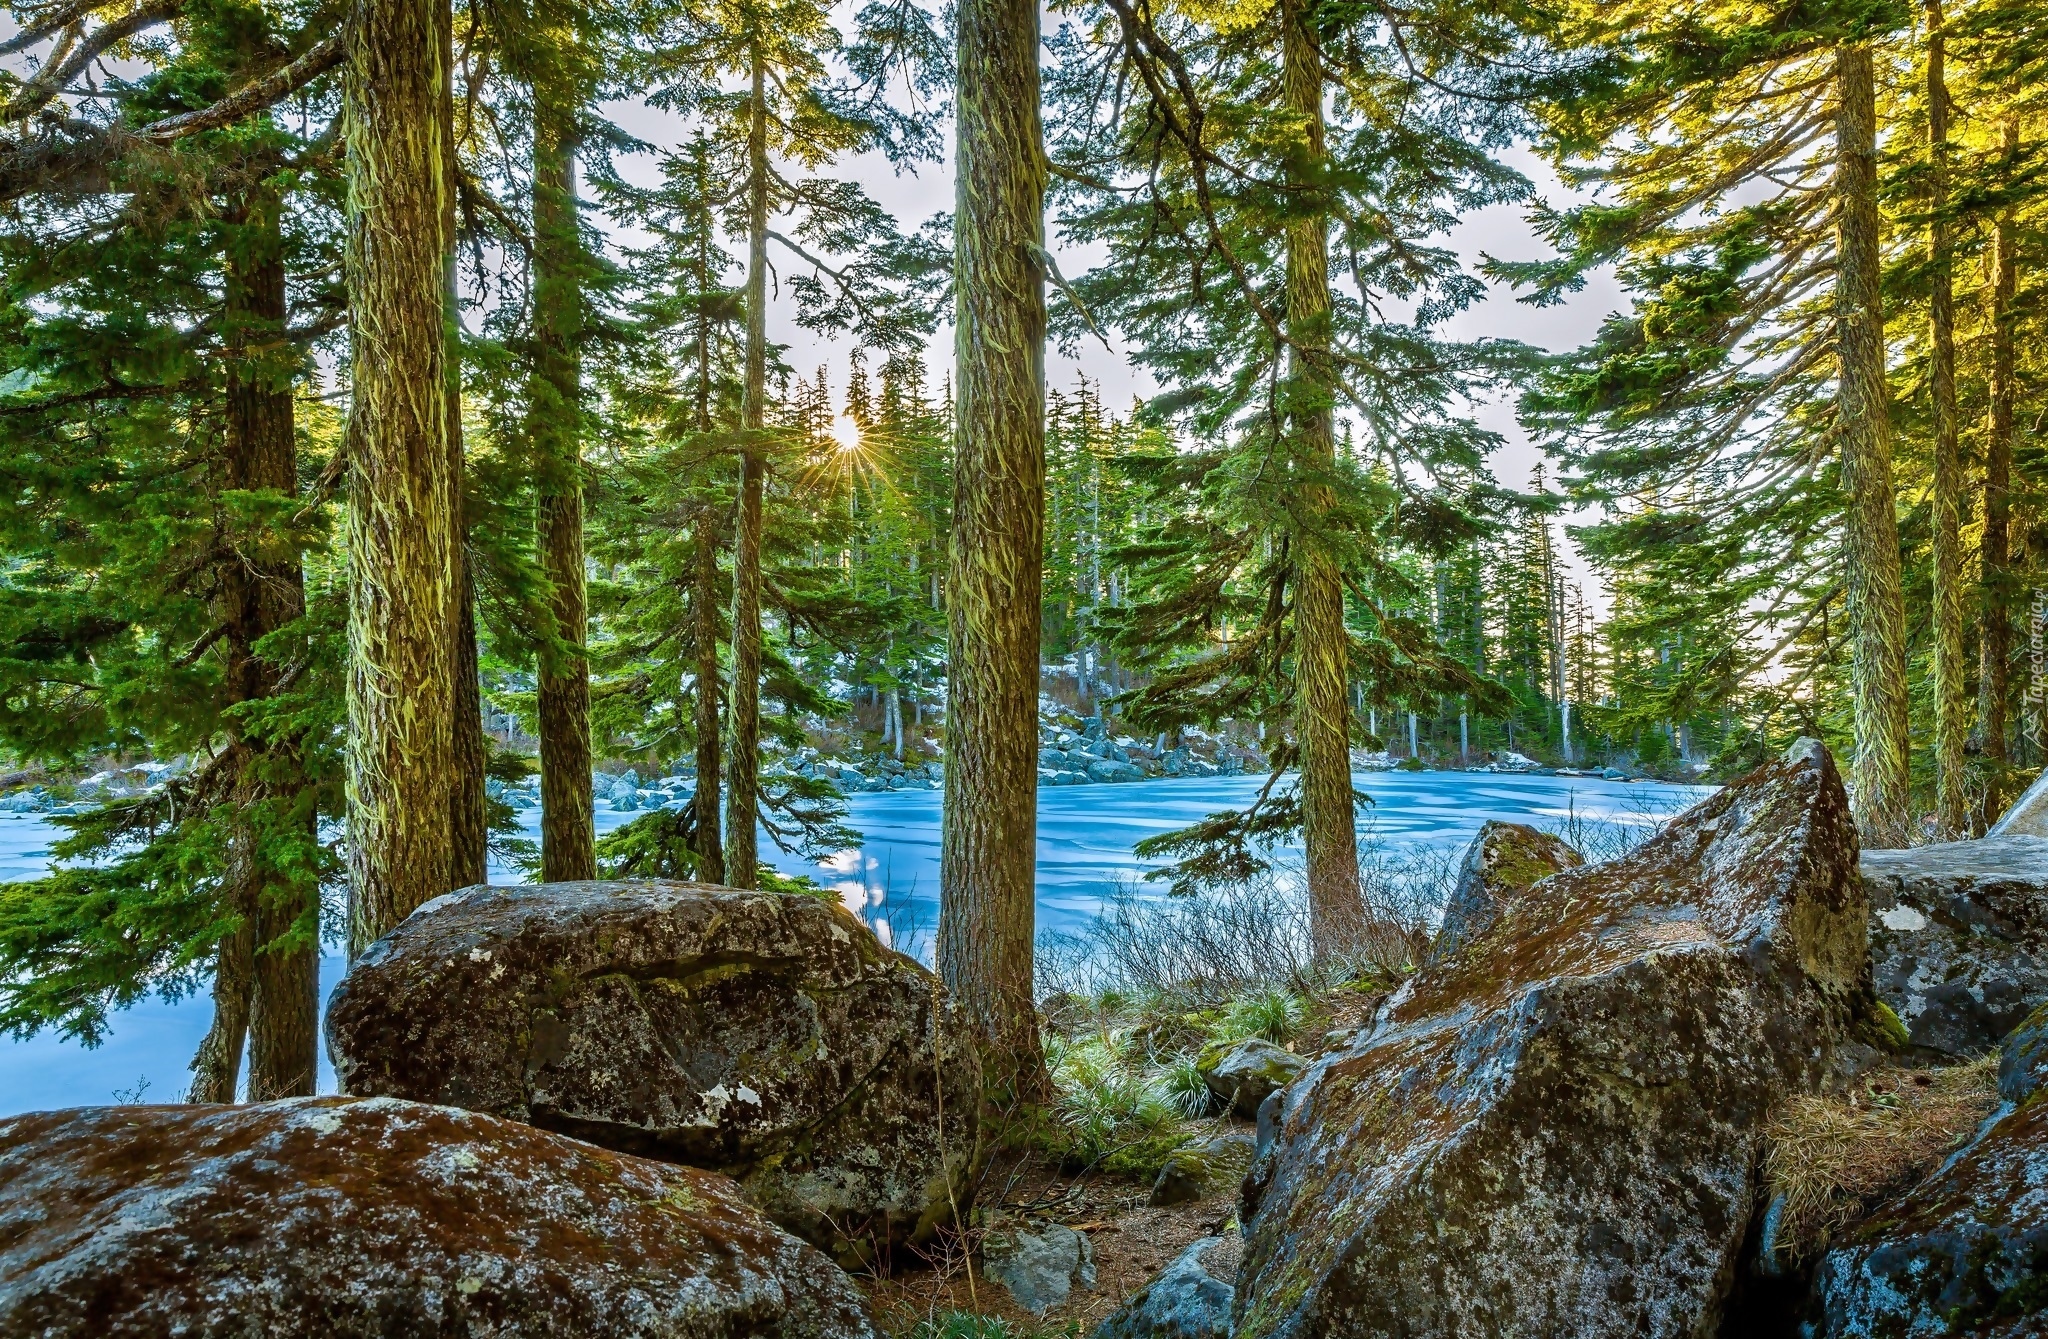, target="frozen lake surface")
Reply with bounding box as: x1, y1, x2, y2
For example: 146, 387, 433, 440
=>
0, 770, 1712, 1115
